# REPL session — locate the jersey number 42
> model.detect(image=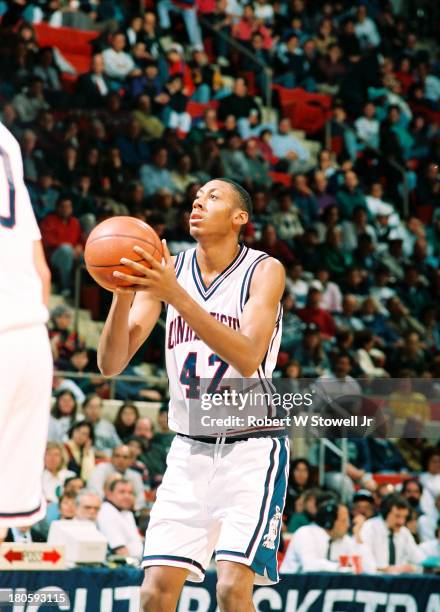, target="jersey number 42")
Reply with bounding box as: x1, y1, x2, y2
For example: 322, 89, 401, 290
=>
180, 352, 229, 399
